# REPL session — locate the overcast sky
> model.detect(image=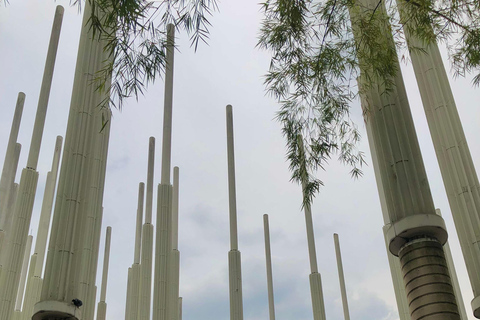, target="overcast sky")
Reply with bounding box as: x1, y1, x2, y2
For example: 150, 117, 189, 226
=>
1, 1, 480, 320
